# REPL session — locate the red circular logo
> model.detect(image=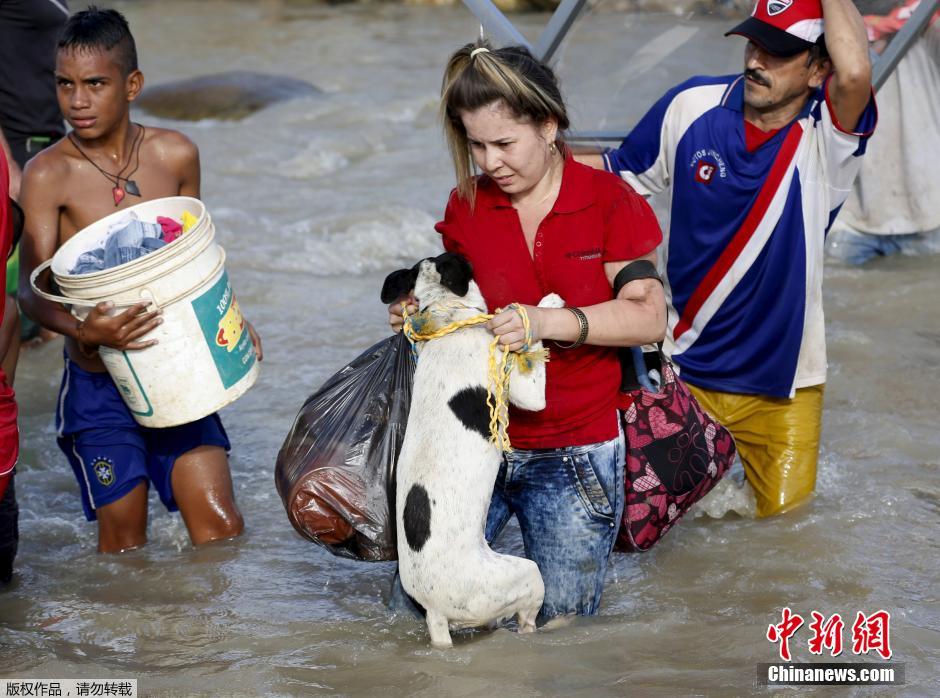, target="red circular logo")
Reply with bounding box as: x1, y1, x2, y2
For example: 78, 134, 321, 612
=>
695, 161, 717, 184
